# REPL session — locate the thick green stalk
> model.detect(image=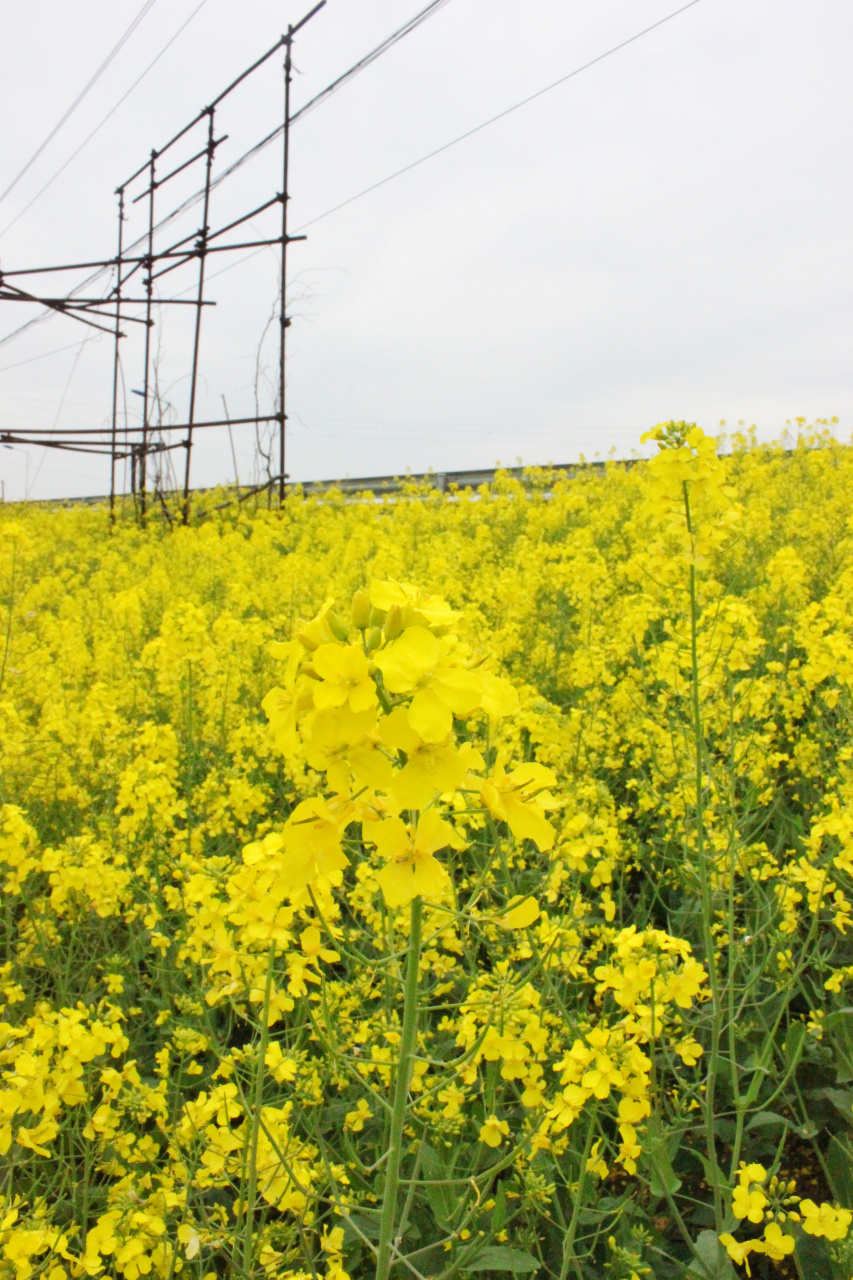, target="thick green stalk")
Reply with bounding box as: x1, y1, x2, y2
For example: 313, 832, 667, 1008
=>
376, 895, 423, 1280
241, 942, 276, 1280
683, 482, 725, 1232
